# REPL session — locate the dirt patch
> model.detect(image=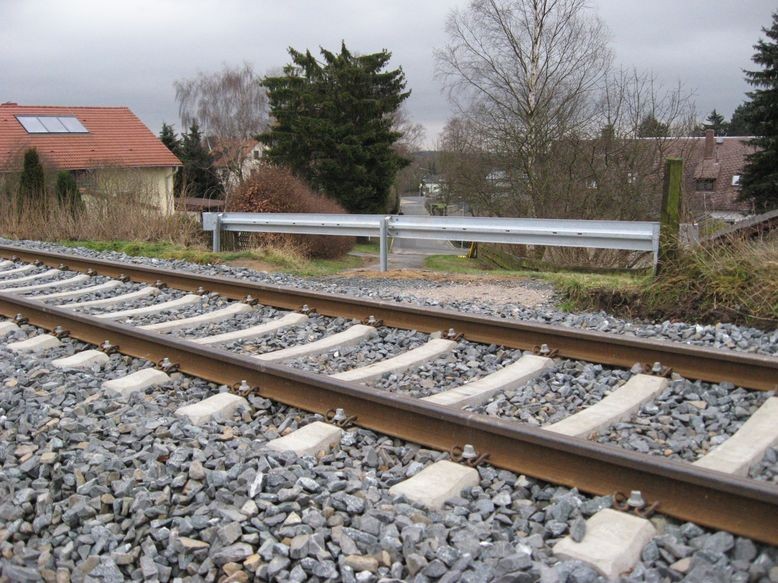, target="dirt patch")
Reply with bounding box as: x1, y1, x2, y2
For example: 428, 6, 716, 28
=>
335, 268, 552, 308
341, 268, 520, 282
225, 258, 280, 272
390, 283, 551, 308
